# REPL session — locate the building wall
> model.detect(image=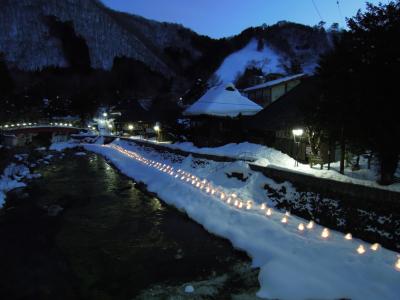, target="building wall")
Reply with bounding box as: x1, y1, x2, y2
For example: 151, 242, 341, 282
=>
287, 79, 301, 91
271, 79, 301, 103
244, 79, 302, 107
246, 89, 271, 107
271, 84, 286, 103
